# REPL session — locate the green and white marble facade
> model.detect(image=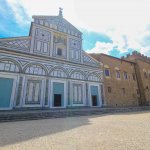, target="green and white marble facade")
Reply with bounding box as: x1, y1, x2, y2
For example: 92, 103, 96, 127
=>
0, 9, 104, 110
